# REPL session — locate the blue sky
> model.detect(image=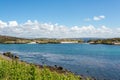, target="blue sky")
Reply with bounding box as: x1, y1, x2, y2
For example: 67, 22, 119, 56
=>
0, 0, 120, 38
0, 0, 120, 27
